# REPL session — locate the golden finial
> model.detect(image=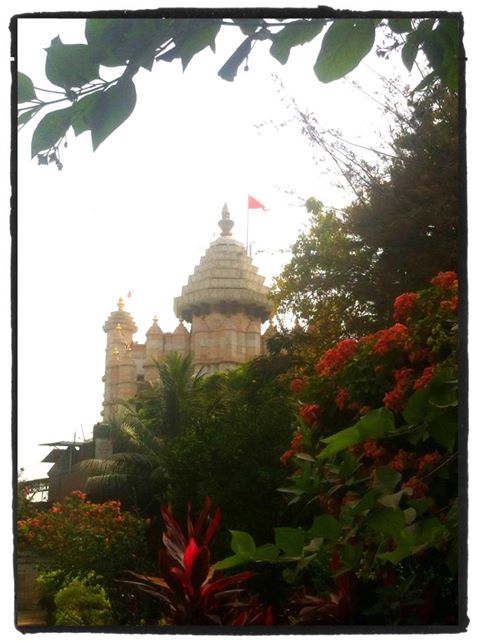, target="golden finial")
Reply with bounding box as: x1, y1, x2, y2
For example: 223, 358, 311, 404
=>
117, 297, 125, 311
153, 315, 158, 325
